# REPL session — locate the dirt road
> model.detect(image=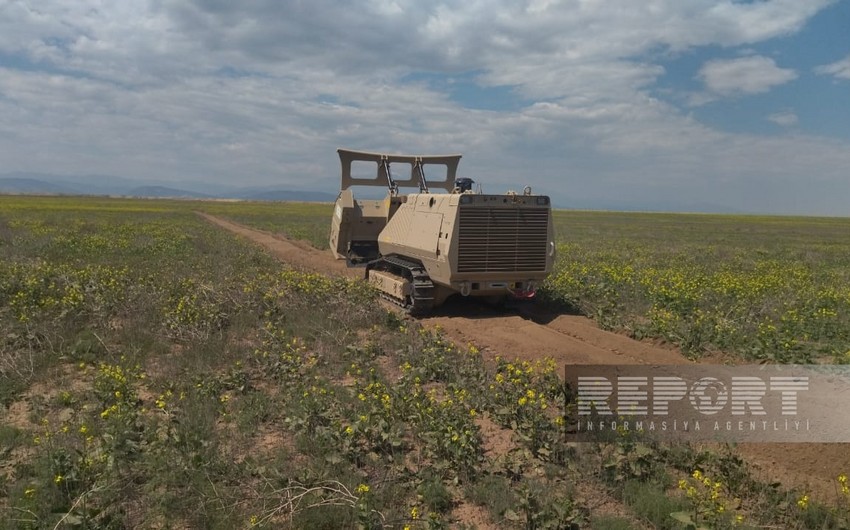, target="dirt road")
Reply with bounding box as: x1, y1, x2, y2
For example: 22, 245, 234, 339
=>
200, 212, 850, 501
